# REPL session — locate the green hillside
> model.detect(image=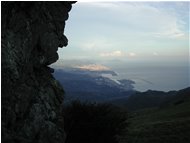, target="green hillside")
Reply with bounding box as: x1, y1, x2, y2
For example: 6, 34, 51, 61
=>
119, 87, 190, 143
